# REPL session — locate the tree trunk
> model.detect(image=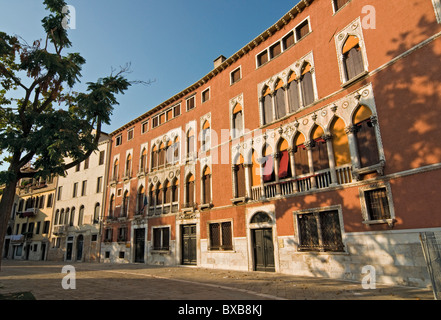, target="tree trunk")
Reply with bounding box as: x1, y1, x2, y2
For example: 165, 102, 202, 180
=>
0, 178, 18, 271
